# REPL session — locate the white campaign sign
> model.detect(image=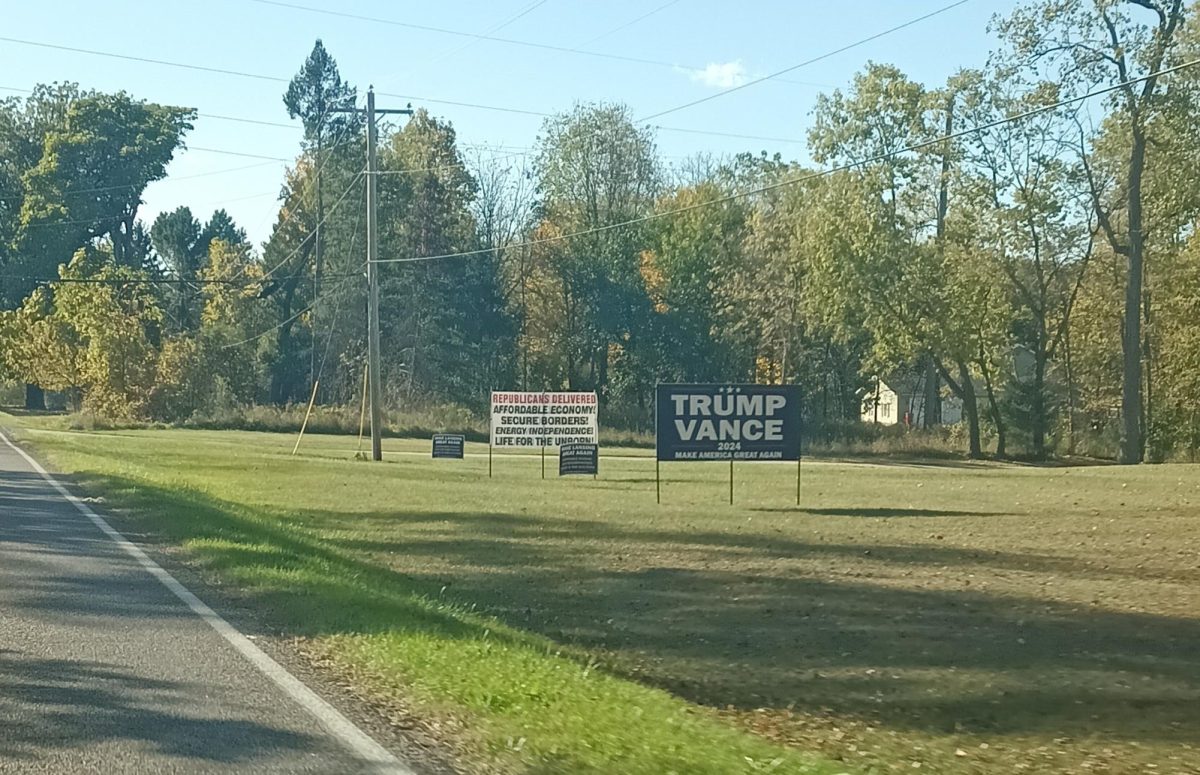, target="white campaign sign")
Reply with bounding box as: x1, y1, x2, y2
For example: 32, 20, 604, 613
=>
490, 391, 599, 448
